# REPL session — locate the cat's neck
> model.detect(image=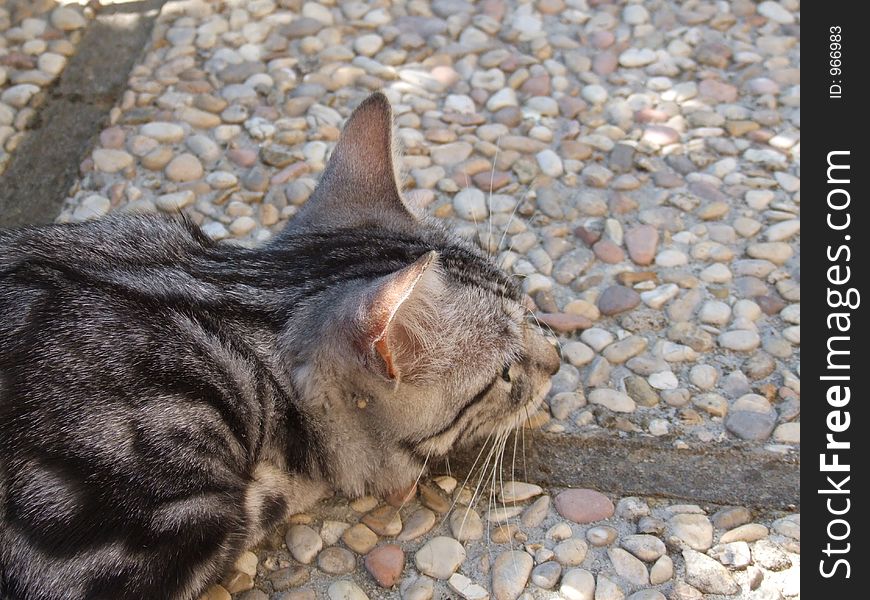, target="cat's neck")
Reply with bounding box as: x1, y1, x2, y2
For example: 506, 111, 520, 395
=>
280, 372, 424, 499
